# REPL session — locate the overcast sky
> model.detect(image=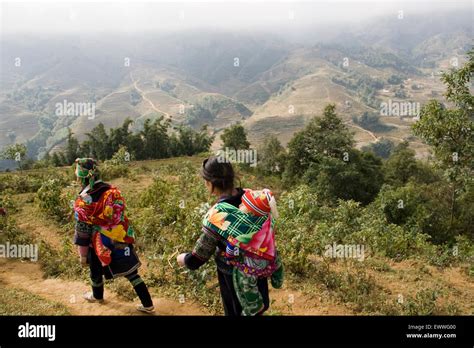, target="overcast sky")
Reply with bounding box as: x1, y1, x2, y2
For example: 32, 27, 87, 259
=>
1, 0, 472, 34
